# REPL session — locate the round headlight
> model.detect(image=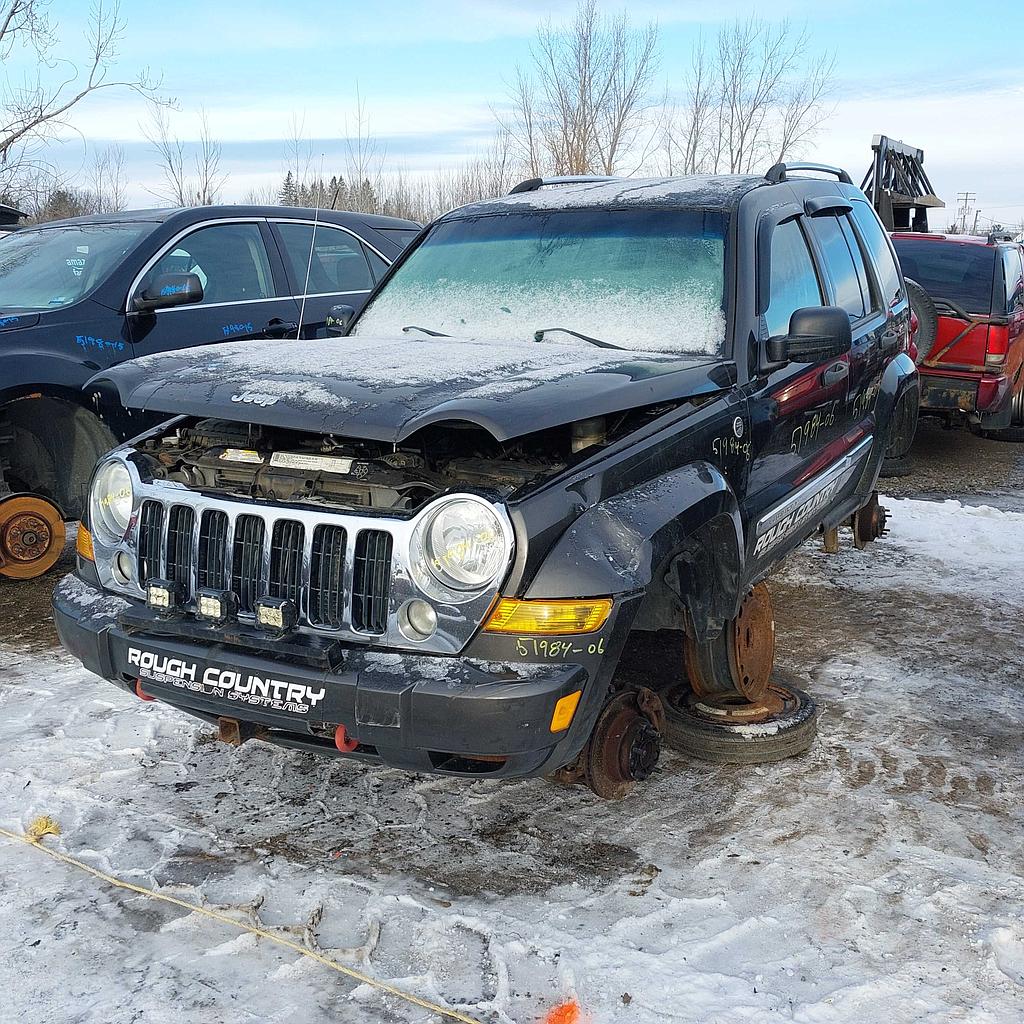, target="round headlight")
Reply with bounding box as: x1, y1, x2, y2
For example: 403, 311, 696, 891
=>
422, 498, 506, 591
89, 461, 134, 542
